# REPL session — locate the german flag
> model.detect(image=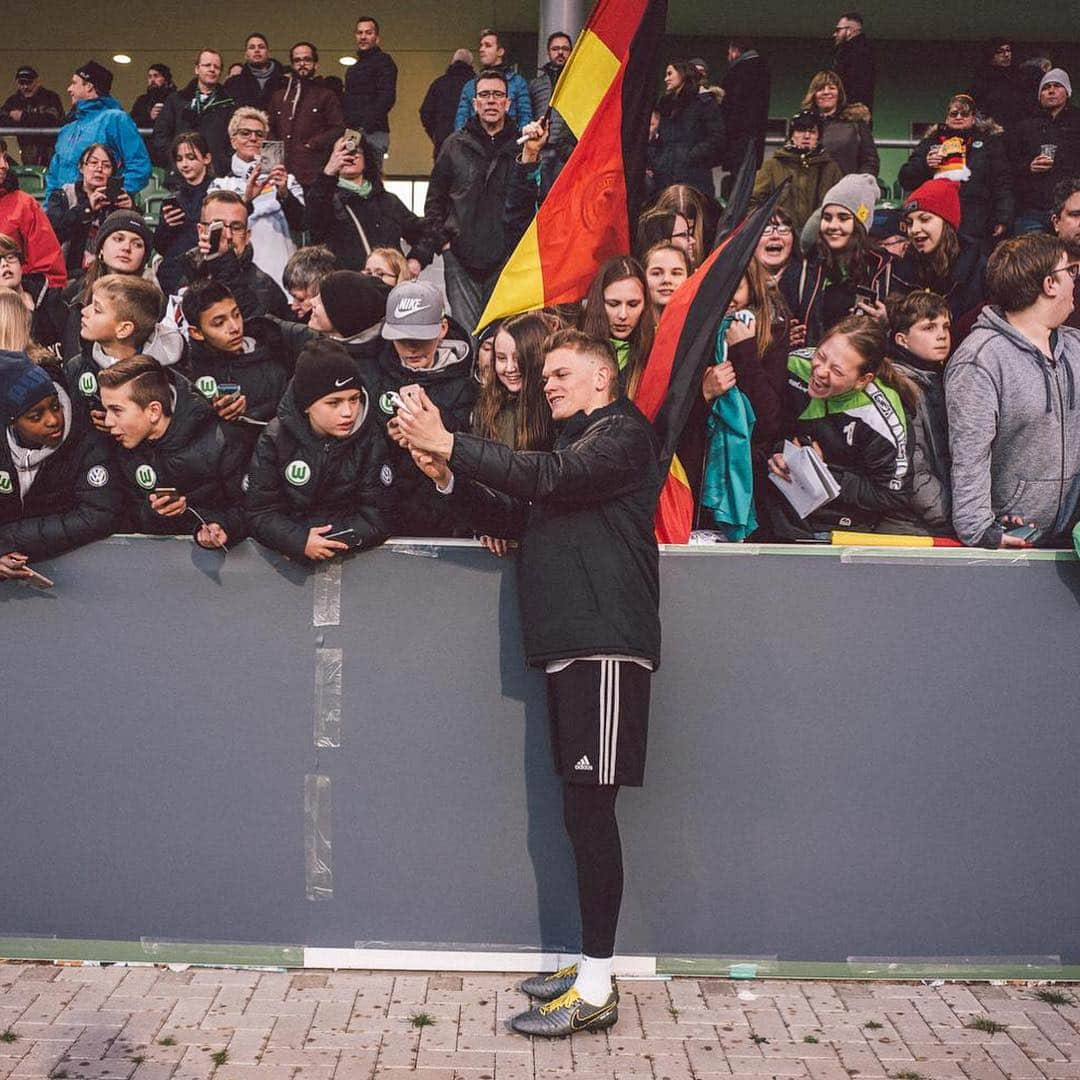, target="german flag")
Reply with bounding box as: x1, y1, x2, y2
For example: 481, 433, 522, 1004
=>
634, 186, 789, 544
475, 0, 667, 331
